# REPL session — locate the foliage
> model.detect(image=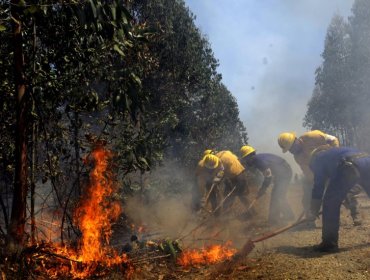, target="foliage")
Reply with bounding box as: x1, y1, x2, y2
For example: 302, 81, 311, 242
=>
0, 0, 154, 246
304, 0, 370, 150
129, 0, 248, 169
304, 15, 353, 143
0, 0, 248, 246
